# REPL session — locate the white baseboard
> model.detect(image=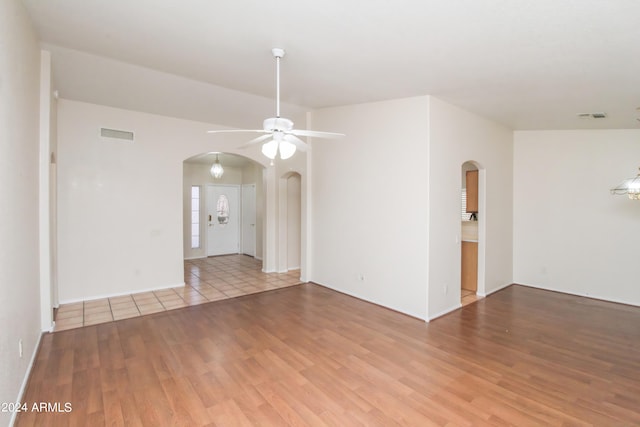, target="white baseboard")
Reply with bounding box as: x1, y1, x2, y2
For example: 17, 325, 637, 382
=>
10, 331, 43, 427
477, 281, 513, 298
427, 303, 462, 322
59, 282, 186, 305
514, 282, 640, 307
